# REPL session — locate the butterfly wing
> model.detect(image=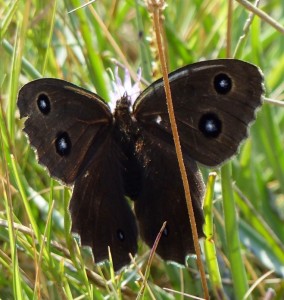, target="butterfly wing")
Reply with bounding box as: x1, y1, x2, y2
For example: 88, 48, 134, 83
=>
18, 79, 138, 270
134, 131, 205, 263
18, 78, 112, 184
69, 134, 138, 271
132, 59, 263, 263
133, 59, 264, 167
